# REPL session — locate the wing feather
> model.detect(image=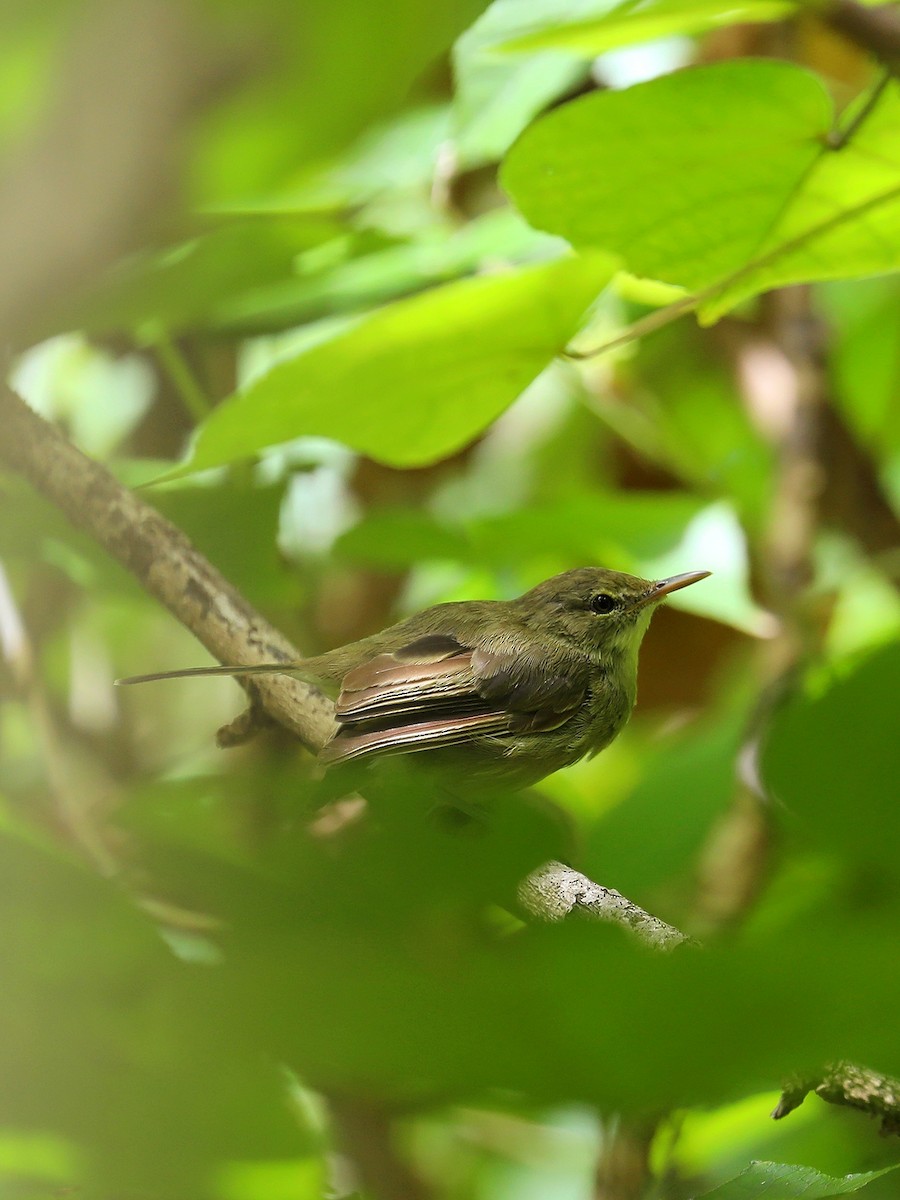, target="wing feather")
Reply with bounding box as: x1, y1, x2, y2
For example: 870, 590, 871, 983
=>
320, 711, 512, 765
322, 632, 588, 768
